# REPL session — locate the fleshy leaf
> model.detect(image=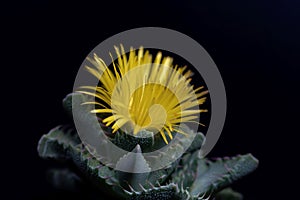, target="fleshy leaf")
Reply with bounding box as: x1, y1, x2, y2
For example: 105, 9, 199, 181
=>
123, 183, 189, 200
111, 130, 155, 152
37, 126, 125, 199
37, 124, 178, 198
116, 144, 151, 191
38, 93, 259, 199
190, 154, 258, 196
186, 132, 205, 153
38, 126, 81, 160
172, 151, 258, 198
